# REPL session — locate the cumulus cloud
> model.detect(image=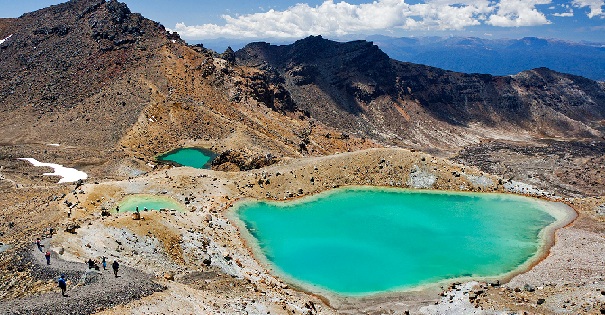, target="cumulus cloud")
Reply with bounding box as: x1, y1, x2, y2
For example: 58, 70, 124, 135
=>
486, 0, 551, 27
572, 0, 605, 18
173, 0, 554, 39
